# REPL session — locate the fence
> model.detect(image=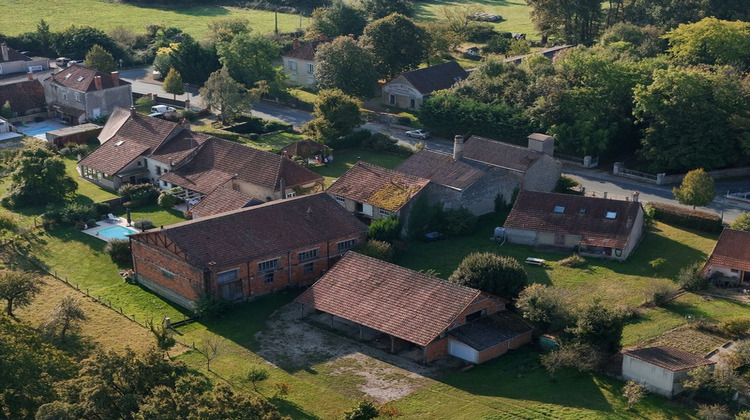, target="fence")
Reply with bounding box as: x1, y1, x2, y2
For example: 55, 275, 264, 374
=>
579, 187, 634, 202
613, 162, 663, 184
556, 153, 599, 168
614, 162, 750, 186
727, 190, 750, 204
